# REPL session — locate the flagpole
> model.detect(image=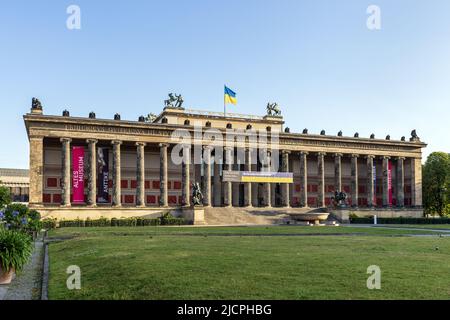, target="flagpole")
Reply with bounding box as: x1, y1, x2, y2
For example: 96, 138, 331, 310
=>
224, 85, 226, 117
